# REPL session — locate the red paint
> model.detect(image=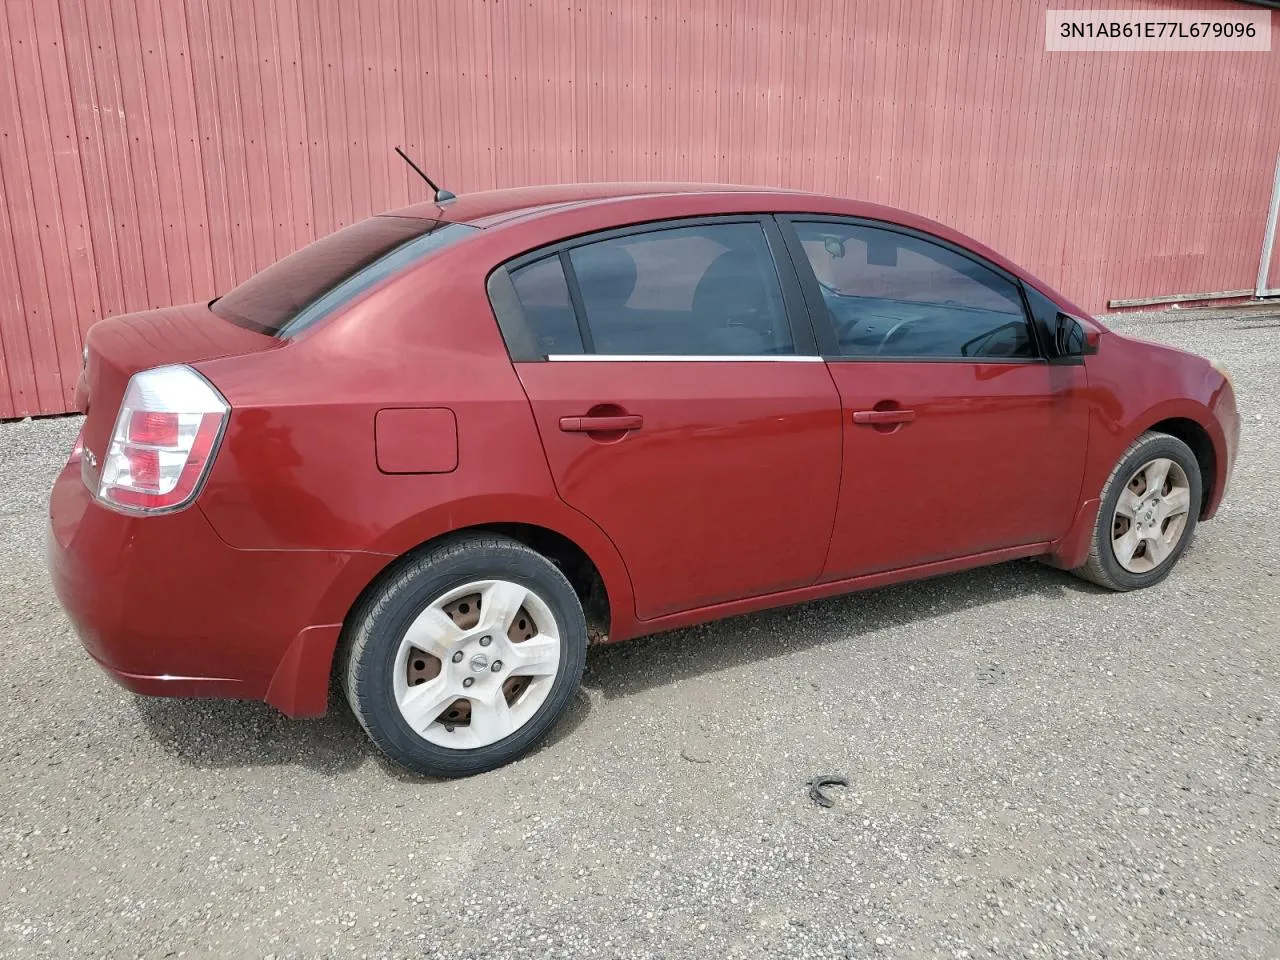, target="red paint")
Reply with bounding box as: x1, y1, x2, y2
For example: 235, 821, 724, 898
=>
821, 361, 1090, 579
517, 360, 842, 619
263, 624, 345, 718
1069, 332, 1238, 523
374, 408, 459, 475
48, 459, 389, 704
48, 184, 1240, 718
3, 0, 1279, 418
